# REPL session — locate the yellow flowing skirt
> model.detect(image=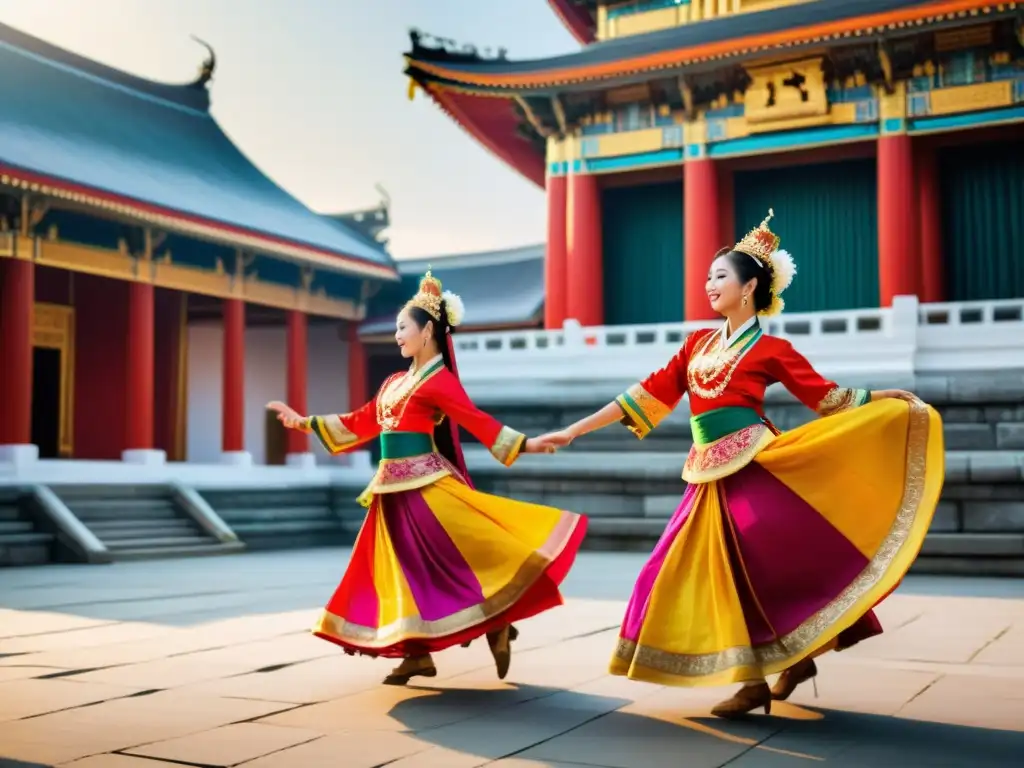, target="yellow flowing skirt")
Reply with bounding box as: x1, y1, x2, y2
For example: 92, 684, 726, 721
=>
610, 398, 944, 687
